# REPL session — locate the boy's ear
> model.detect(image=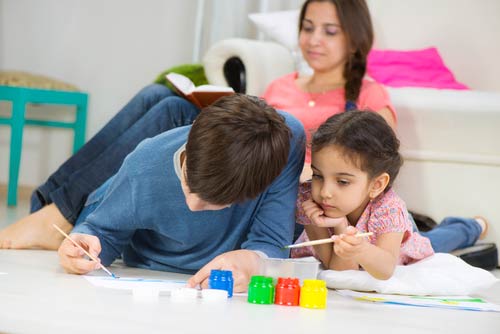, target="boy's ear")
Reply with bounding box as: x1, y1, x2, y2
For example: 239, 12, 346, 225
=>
369, 172, 390, 199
